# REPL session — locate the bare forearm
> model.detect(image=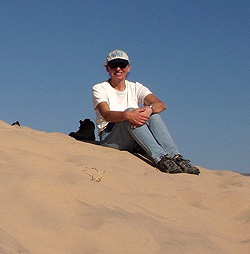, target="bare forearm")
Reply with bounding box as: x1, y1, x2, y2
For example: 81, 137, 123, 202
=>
96, 101, 152, 126
144, 94, 167, 113
101, 110, 131, 123
149, 101, 167, 114
102, 108, 150, 127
